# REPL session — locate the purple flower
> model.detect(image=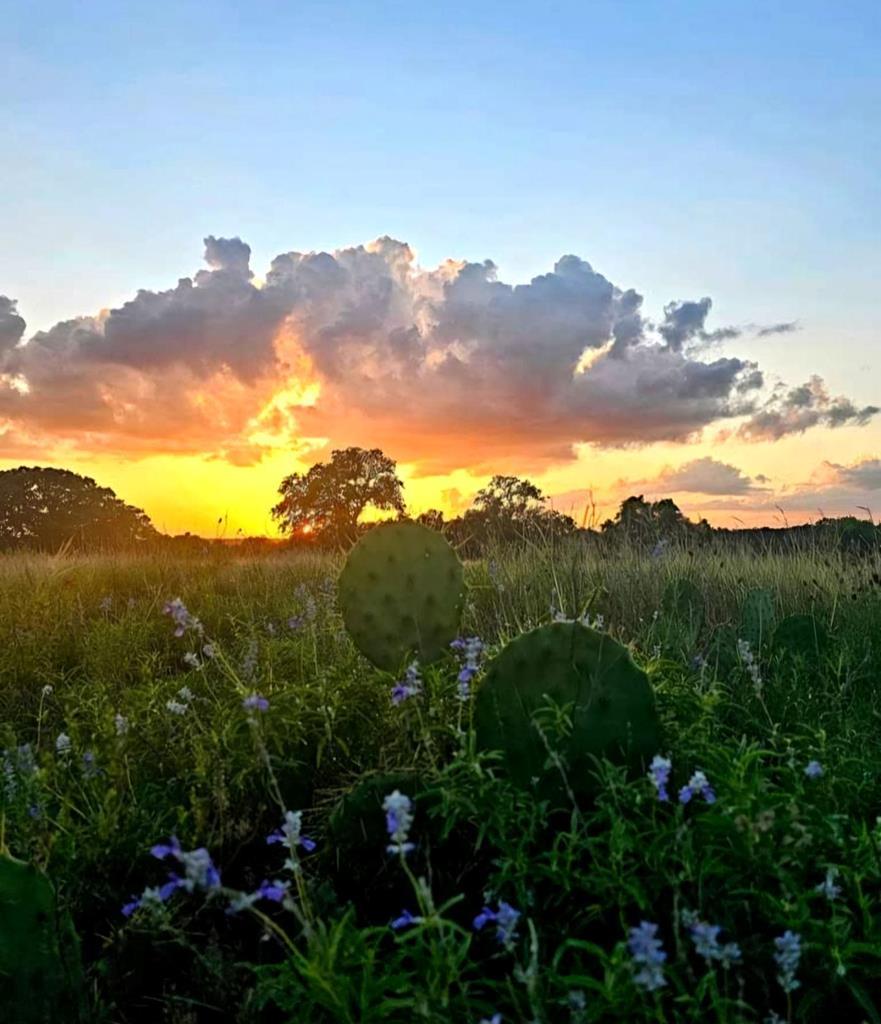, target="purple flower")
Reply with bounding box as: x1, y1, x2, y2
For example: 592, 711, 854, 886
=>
687, 917, 742, 967
648, 755, 672, 802
383, 790, 415, 855
679, 770, 716, 805
242, 693, 270, 713
256, 879, 289, 902
150, 836, 221, 892
773, 930, 802, 993
391, 661, 422, 705
390, 908, 421, 930
266, 810, 316, 856
627, 921, 667, 991
473, 900, 521, 944
163, 598, 203, 638
804, 760, 823, 780
451, 636, 485, 698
